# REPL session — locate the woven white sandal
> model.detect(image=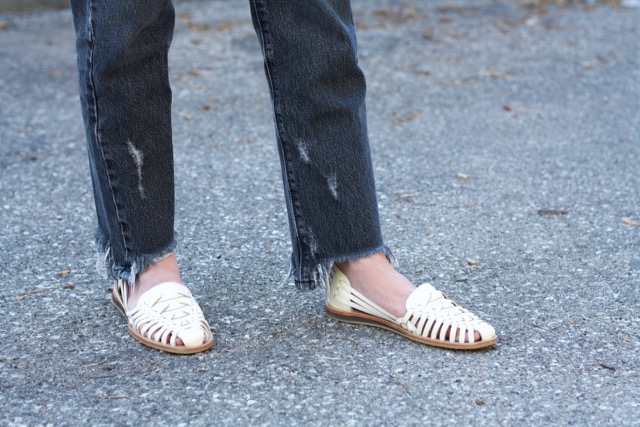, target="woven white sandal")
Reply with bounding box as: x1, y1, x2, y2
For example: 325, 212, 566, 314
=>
112, 280, 213, 354
325, 266, 497, 349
